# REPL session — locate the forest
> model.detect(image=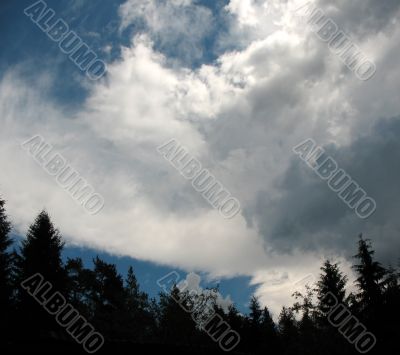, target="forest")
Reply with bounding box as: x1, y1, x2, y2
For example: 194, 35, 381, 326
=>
0, 196, 398, 354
